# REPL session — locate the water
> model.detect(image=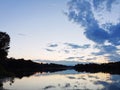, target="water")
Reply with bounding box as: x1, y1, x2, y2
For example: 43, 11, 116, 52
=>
1, 70, 120, 90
